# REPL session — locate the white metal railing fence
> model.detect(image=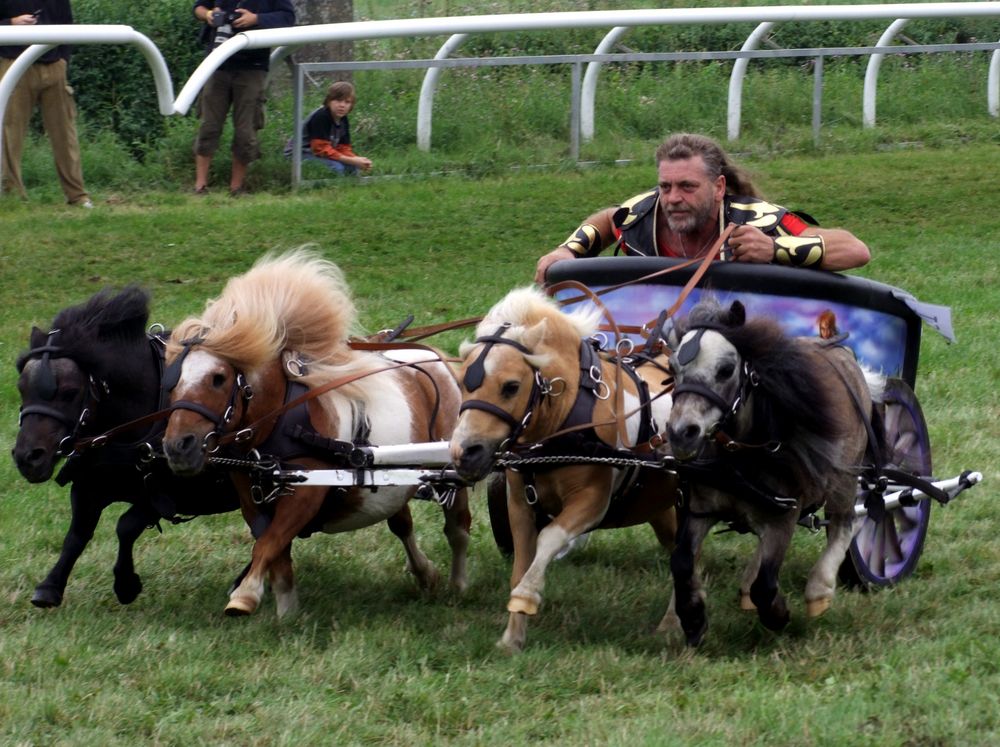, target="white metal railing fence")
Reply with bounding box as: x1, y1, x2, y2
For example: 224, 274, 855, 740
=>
2, 4, 1000, 194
